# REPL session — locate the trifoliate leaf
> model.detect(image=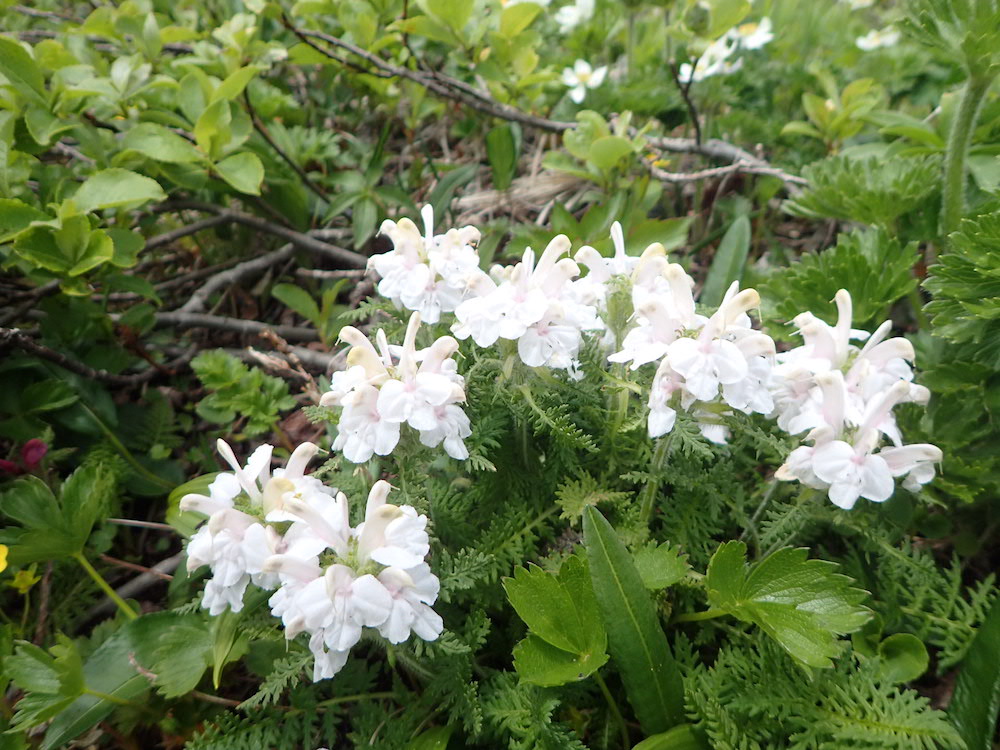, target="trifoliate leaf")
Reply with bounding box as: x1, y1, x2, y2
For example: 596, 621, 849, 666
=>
706, 541, 872, 668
